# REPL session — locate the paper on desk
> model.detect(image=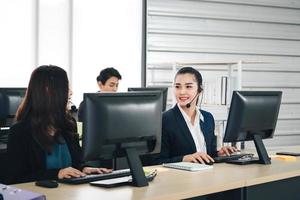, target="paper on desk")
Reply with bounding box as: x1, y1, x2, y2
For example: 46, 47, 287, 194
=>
270, 155, 297, 161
